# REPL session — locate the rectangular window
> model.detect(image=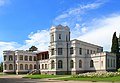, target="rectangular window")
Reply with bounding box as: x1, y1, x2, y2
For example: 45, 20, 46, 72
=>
87, 49, 89, 54
59, 34, 61, 39
79, 48, 82, 55
51, 48, 54, 55
90, 50, 92, 54
34, 56, 37, 61
51, 34, 54, 42
19, 55, 23, 60
70, 47, 73, 54
29, 56, 32, 61
25, 56, 28, 61
58, 48, 62, 55
4, 56, 6, 61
